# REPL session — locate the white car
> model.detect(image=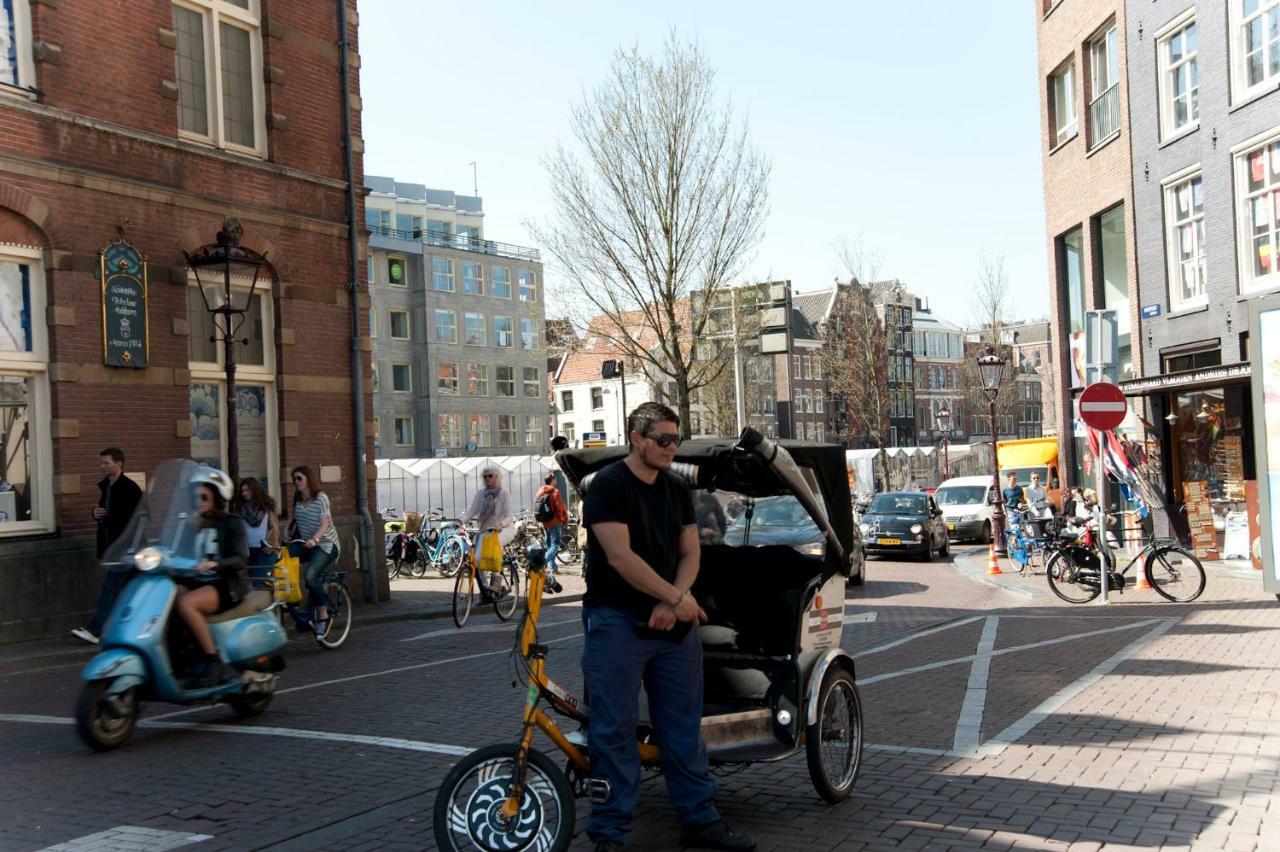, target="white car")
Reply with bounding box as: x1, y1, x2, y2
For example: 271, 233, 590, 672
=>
934, 475, 996, 543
